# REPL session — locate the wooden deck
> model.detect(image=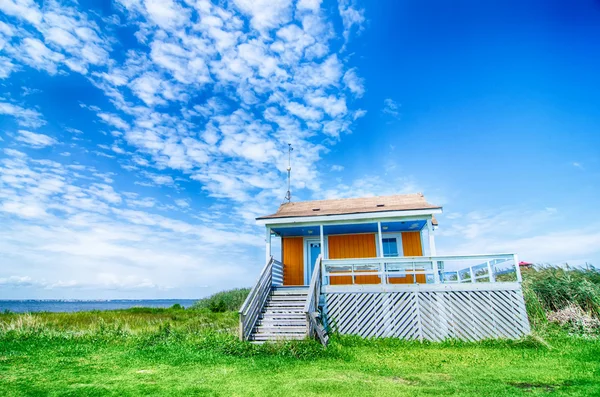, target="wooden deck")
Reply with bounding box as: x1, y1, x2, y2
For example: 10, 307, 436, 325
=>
240, 254, 530, 344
